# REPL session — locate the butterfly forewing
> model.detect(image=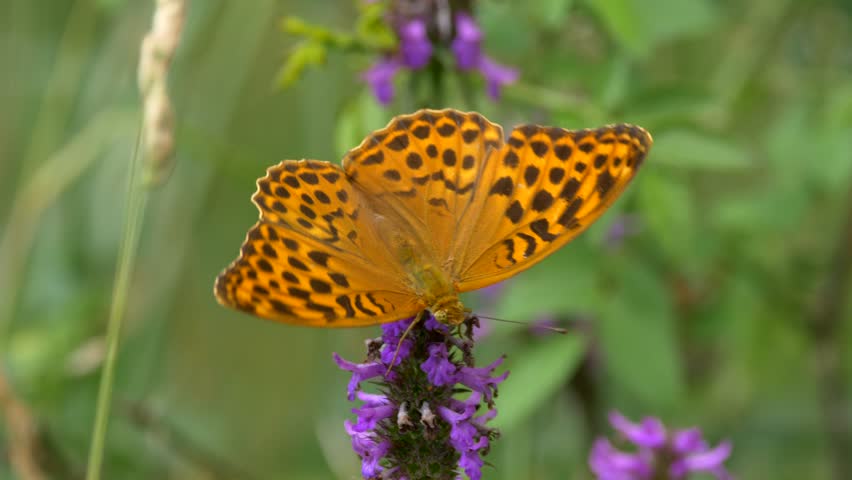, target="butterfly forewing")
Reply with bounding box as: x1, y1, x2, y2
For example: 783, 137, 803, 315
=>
342, 110, 504, 265
214, 160, 422, 327
455, 123, 651, 291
